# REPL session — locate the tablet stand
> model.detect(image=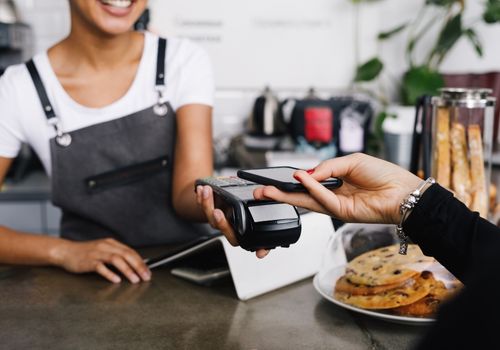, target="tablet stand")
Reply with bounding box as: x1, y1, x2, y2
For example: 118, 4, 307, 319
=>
152, 212, 335, 300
